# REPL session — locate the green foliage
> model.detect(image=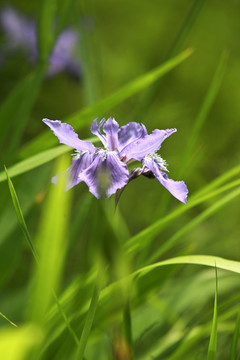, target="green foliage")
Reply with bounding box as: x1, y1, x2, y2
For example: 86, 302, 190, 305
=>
1, 1, 240, 359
